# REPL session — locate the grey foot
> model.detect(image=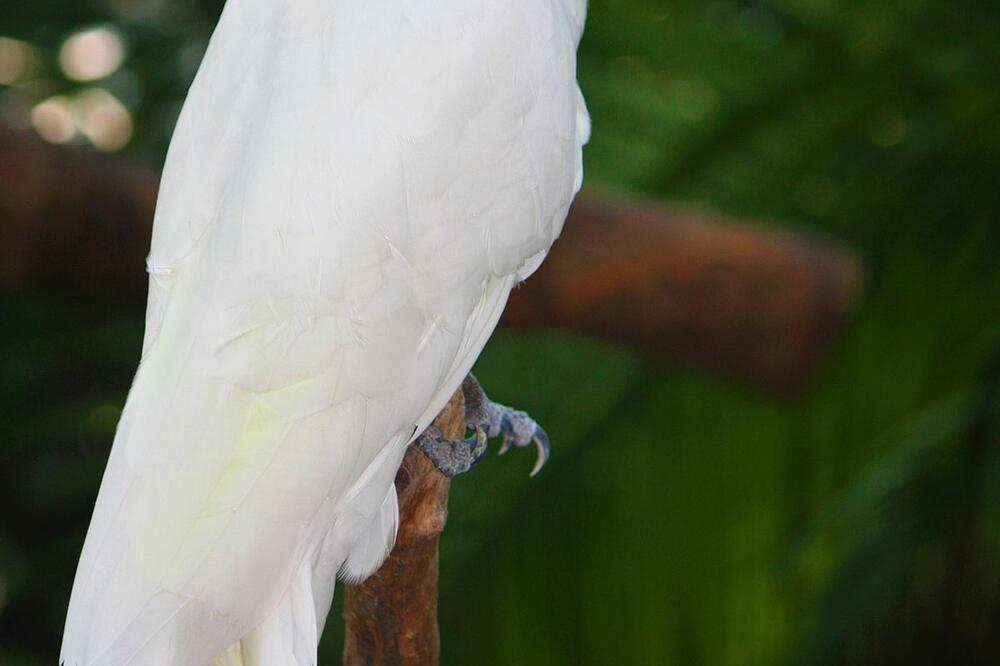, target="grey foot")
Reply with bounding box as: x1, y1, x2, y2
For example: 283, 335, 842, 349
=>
462, 374, 550, 477
416, 374, 551, 478
415, 424, 488, 478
